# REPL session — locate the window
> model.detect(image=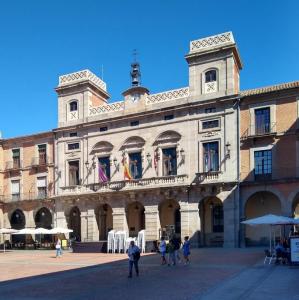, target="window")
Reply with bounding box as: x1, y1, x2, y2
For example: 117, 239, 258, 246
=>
70, 132, 77, 137
129, 152, 142, 179
11, 180, 20, 201
205, 70, 217, 83
202, 119, 219, 130
68, 143, 80, 151
38, 144, 47, 165
162, 148, 177, 176
130, 120, 139, 127
98, 157, 110, 182
255, 107, 270, 135
205, 107, 216, 113
203, 142, 219, 172
100, 126, 108, 132
212, 205, 224, 232
254, 150, 272, 180
164, 114, 174, 121
69, 161, 80, 186
12, 149, 20, 168
69, 101, 78, 112
37, 177, 47, 199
